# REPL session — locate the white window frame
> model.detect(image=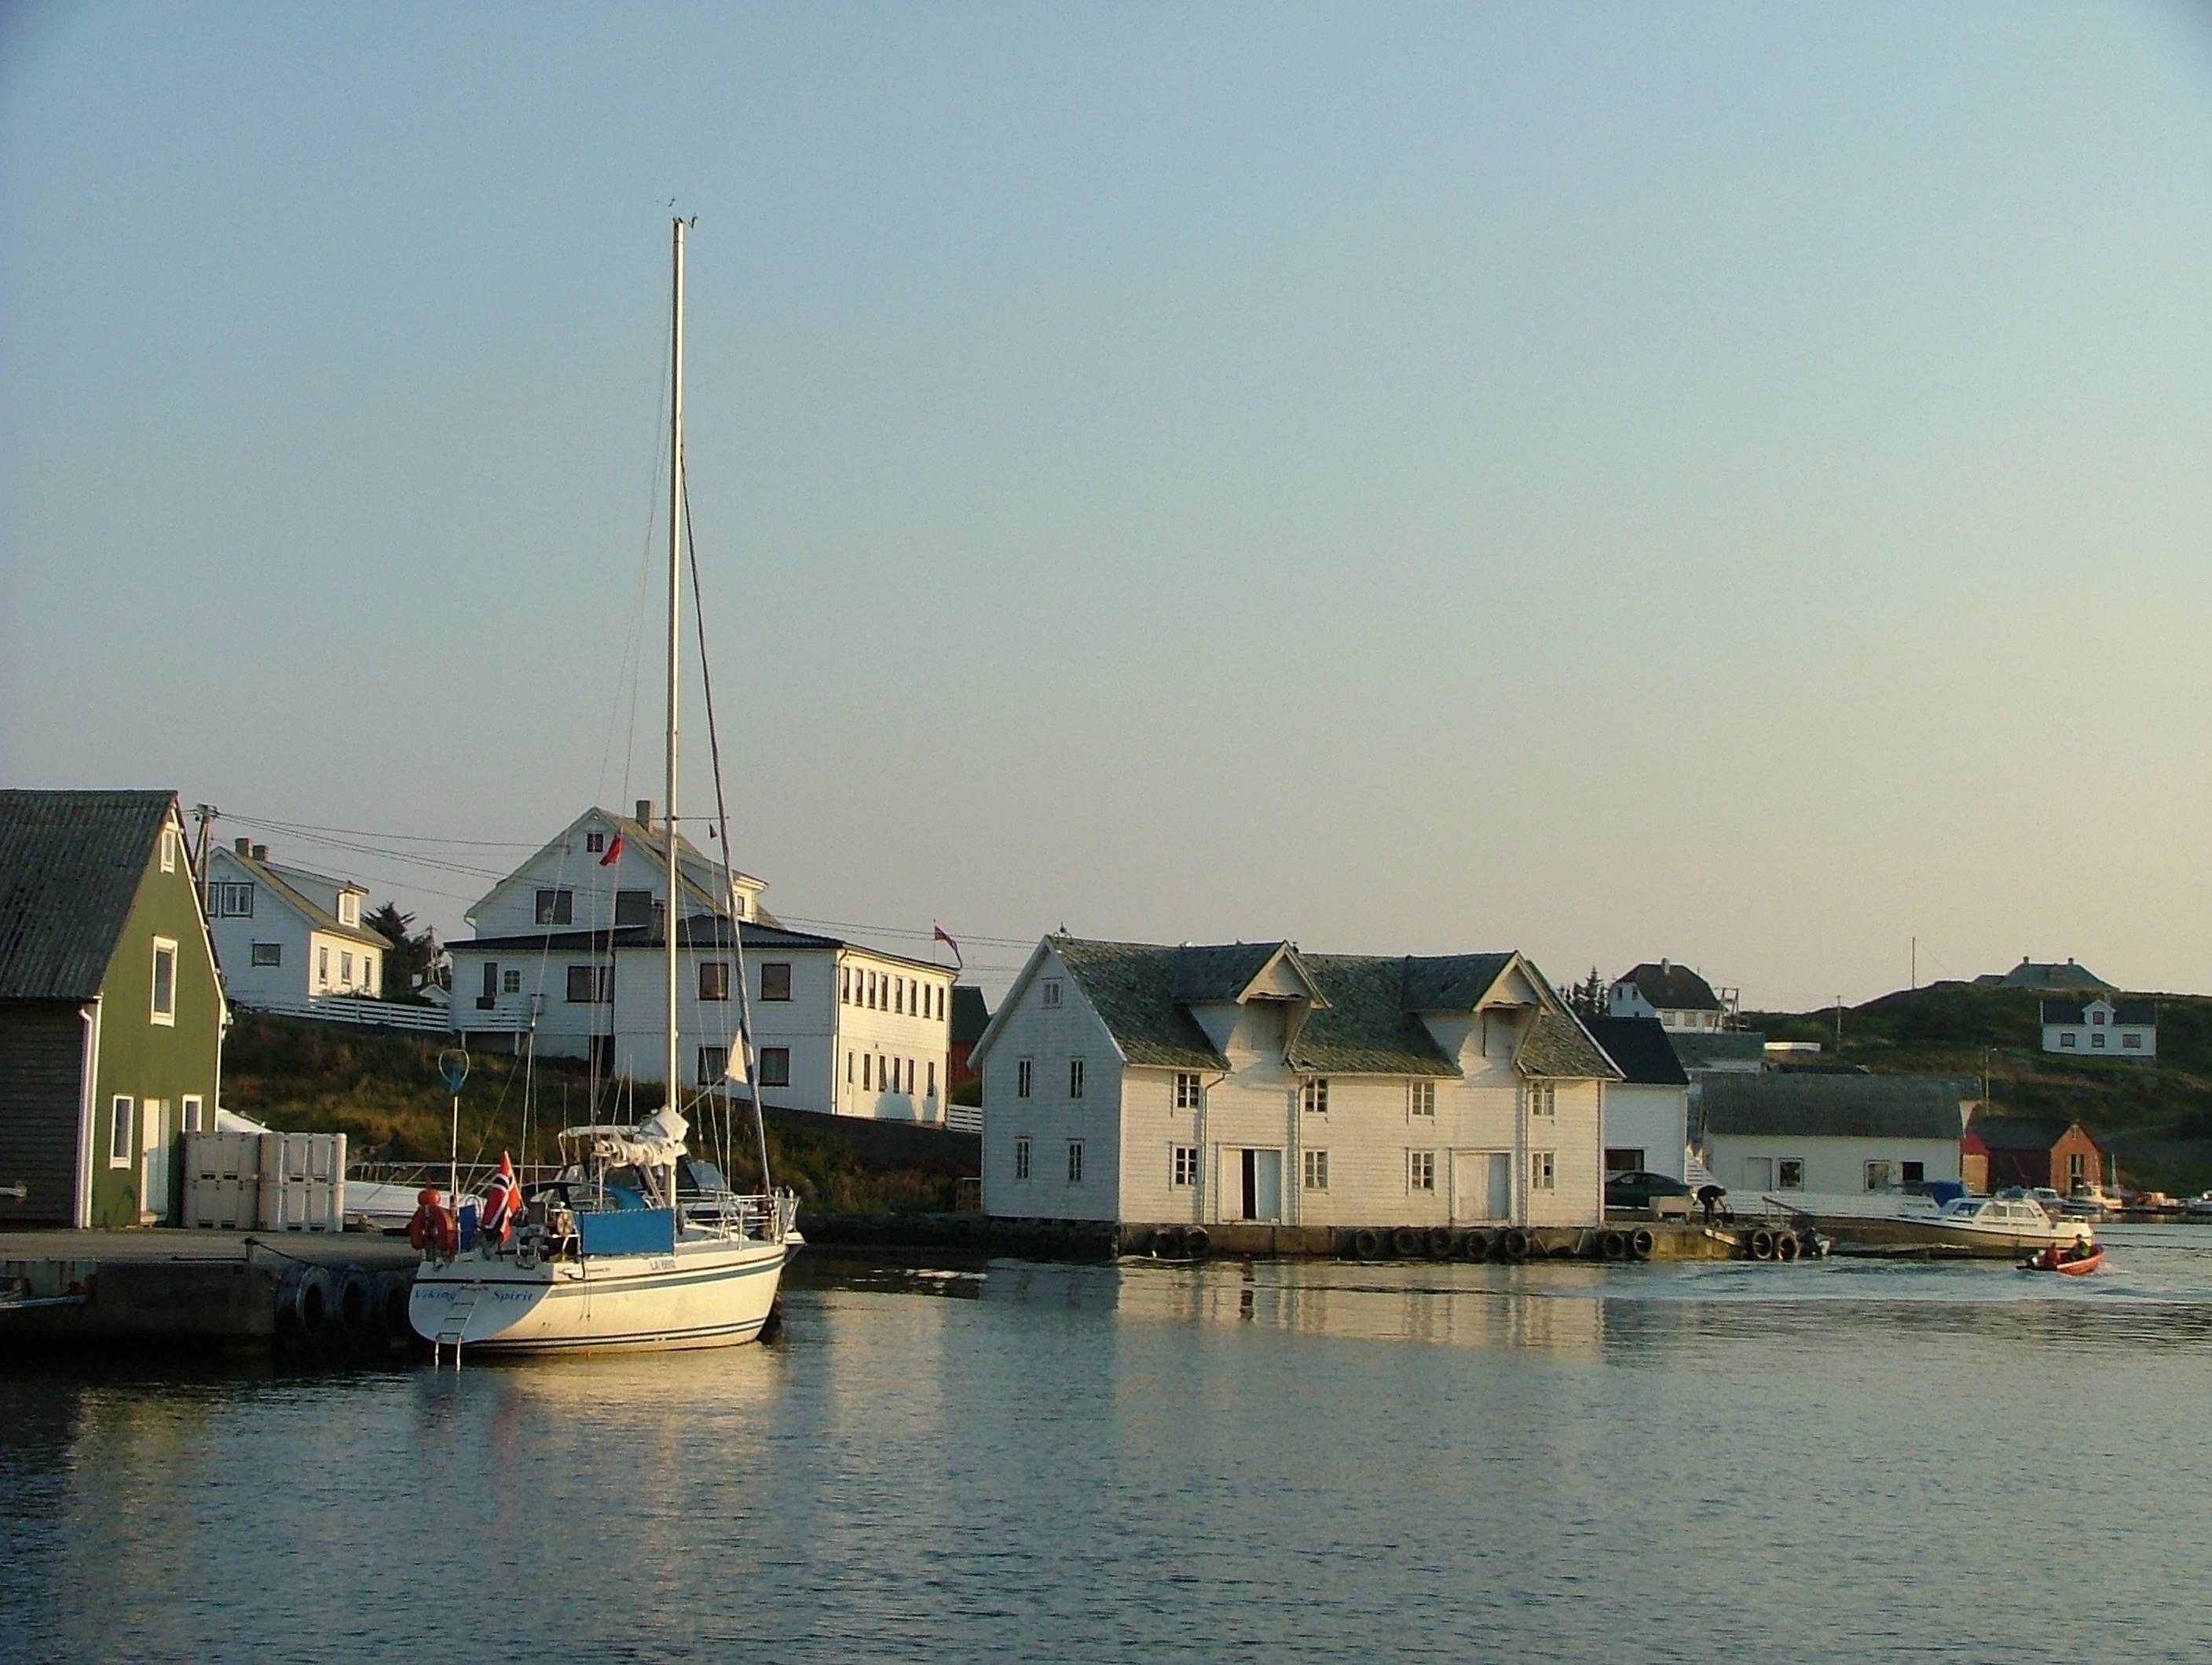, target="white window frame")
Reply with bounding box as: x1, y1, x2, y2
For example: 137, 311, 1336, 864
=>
215, 880, 254, 917
1777, 1158, 1806, 1191
585, 831, 606, 853
1068, 1058, 1086, 1099
1067, 1140, 1084, 1184
1863, 1159, 1892, 1192
337, 892, 361, 928
1409, 1080, 1435, 1118
1528, 1081, 1556, 1118
1016, 1059, 1034, 1099
150, 937, 178, 1026
1530, 1150, 1555, 1192
1174, 1071, 1203, 1111
502, 968, 522, 994
181, 1093, 204, 1135
160, 825, 178, 872
317, 945, 329, 986
339, 950, 353, 985
1171, 1145, 1198, 1188
109, 1096, 134, 1167
2060, 1032, 2077, 1048
1014, 1137, 1031, 1181
1303, 1149, 1329, 1191
1408, 1150, 1436, 1192
1301, 1077, 1329, 1115
1041, 979, 1062, 1008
